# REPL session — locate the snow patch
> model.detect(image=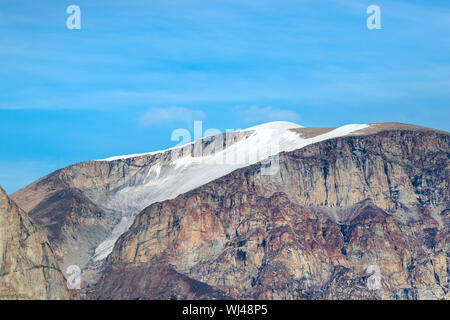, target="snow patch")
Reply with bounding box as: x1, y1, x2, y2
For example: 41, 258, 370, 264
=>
92, 121, 370, 262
